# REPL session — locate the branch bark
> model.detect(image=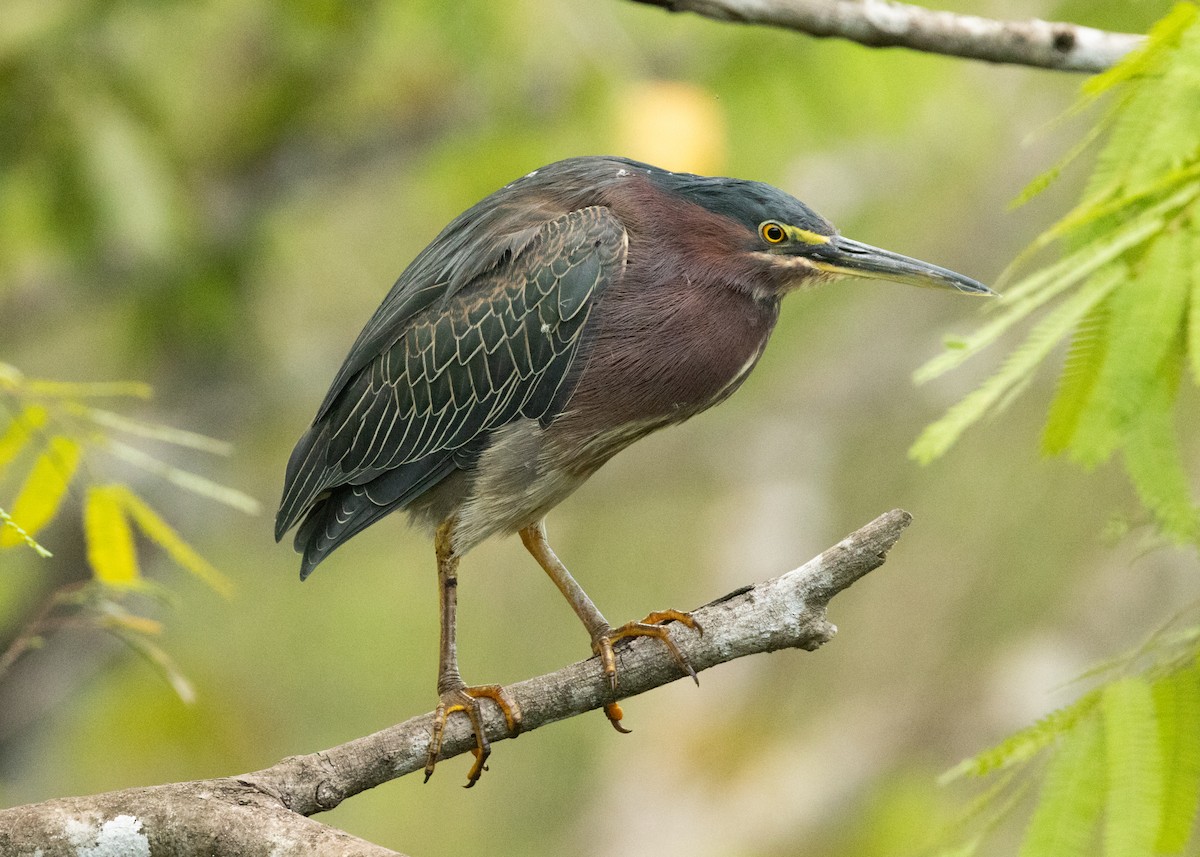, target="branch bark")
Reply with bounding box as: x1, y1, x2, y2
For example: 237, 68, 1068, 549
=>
0, 509, 912, 857
630, 0, 1144, 72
